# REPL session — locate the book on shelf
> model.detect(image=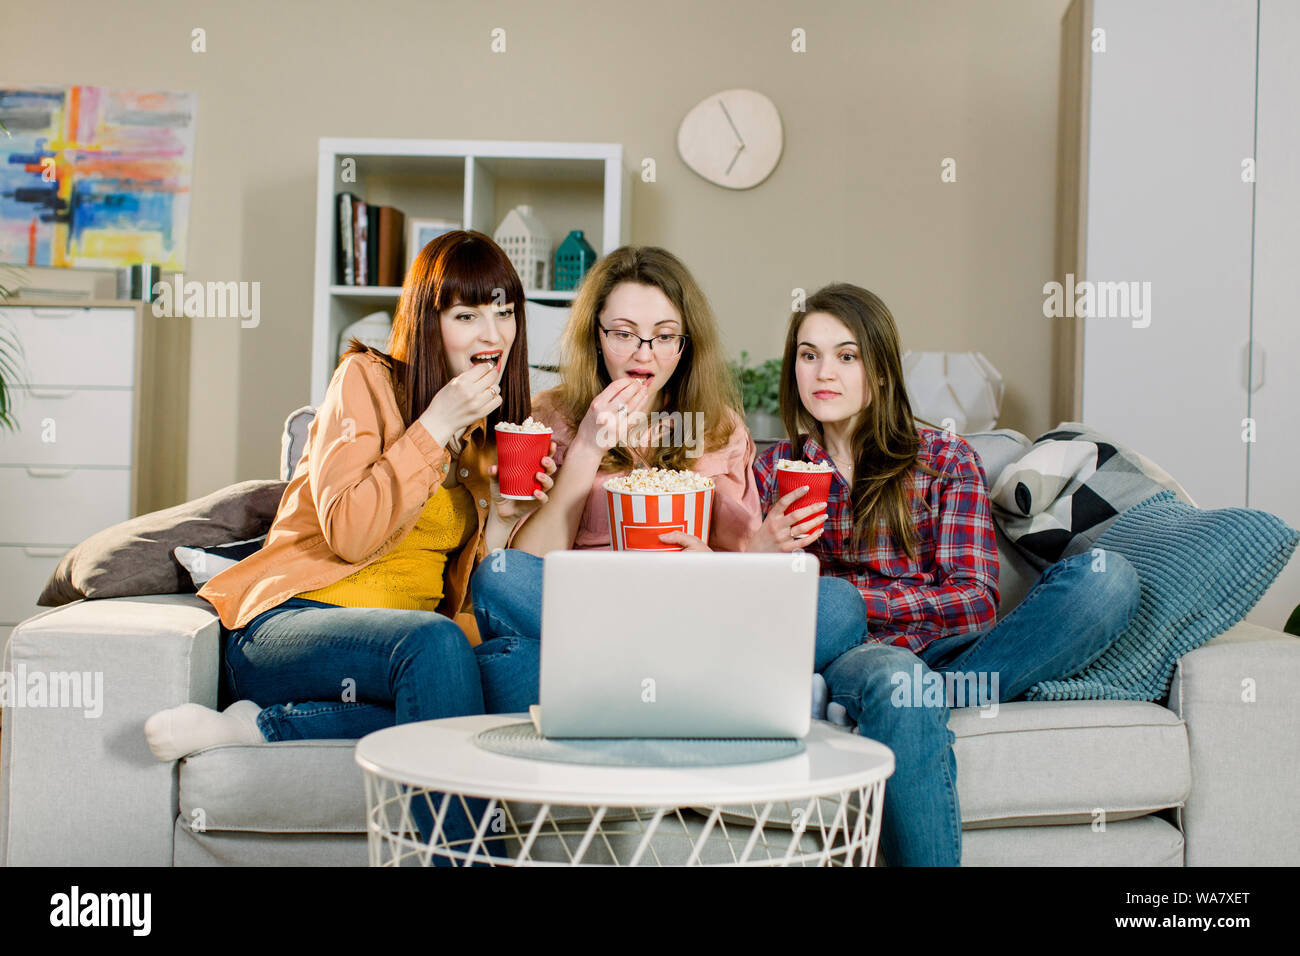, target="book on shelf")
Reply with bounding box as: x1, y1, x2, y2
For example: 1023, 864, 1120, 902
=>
352, 197, 368, 286
336, 194, 406, 287
336, 192, 356, 285
367, 204, 380, 287
375, 206, 406, 287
